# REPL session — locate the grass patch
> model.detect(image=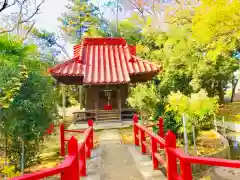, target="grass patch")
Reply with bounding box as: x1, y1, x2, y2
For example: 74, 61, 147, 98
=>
217, 102, 240, 124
